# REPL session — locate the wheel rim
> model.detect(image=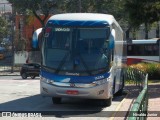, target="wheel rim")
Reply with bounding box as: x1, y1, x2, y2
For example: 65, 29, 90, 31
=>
22, 73, 27, 79
31, 76, 35, 79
